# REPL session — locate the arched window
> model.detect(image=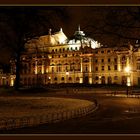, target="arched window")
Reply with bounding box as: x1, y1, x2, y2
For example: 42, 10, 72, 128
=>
61, 77, 65, 81
76, 77, 80, 81
95, 76, 99, 80
69, 77, 72, 81
54, 77, 57, 81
